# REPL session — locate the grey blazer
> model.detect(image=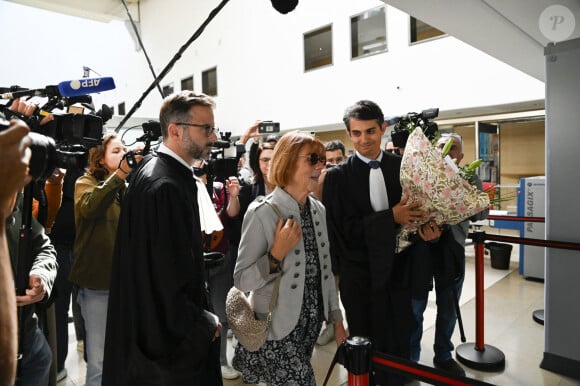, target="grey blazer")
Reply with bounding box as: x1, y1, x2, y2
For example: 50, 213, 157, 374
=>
233, 187, 343, 341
